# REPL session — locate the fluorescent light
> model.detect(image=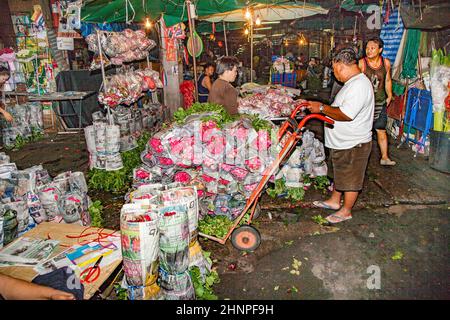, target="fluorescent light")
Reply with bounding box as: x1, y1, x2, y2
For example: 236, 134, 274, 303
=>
254, 27, 272, 31
252, 34, 266, 38
261, 21, 280, 25
271, 33, 284, 37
